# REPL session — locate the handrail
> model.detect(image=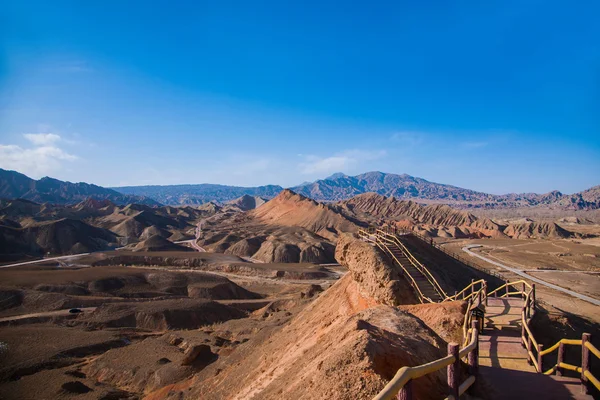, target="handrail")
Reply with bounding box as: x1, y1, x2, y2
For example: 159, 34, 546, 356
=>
358, 230, 436, 303
359, 228, 488, 306
488, 279, 532, 298
373, 322, 480, 400
362, 226, 598, 396
586, 341, 600, 359
446, 279, 487, 305
375, 229, 448, 300
405, 228, 508, 281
